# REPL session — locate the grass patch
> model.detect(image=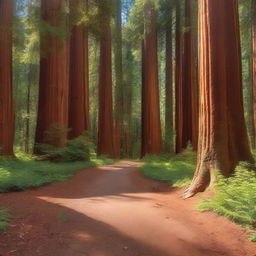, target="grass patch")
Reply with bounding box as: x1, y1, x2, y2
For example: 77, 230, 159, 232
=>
0, 208, 11, 231
0, 153, 113, 193
198, 162, 256, 241
141, 149, 196, 188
